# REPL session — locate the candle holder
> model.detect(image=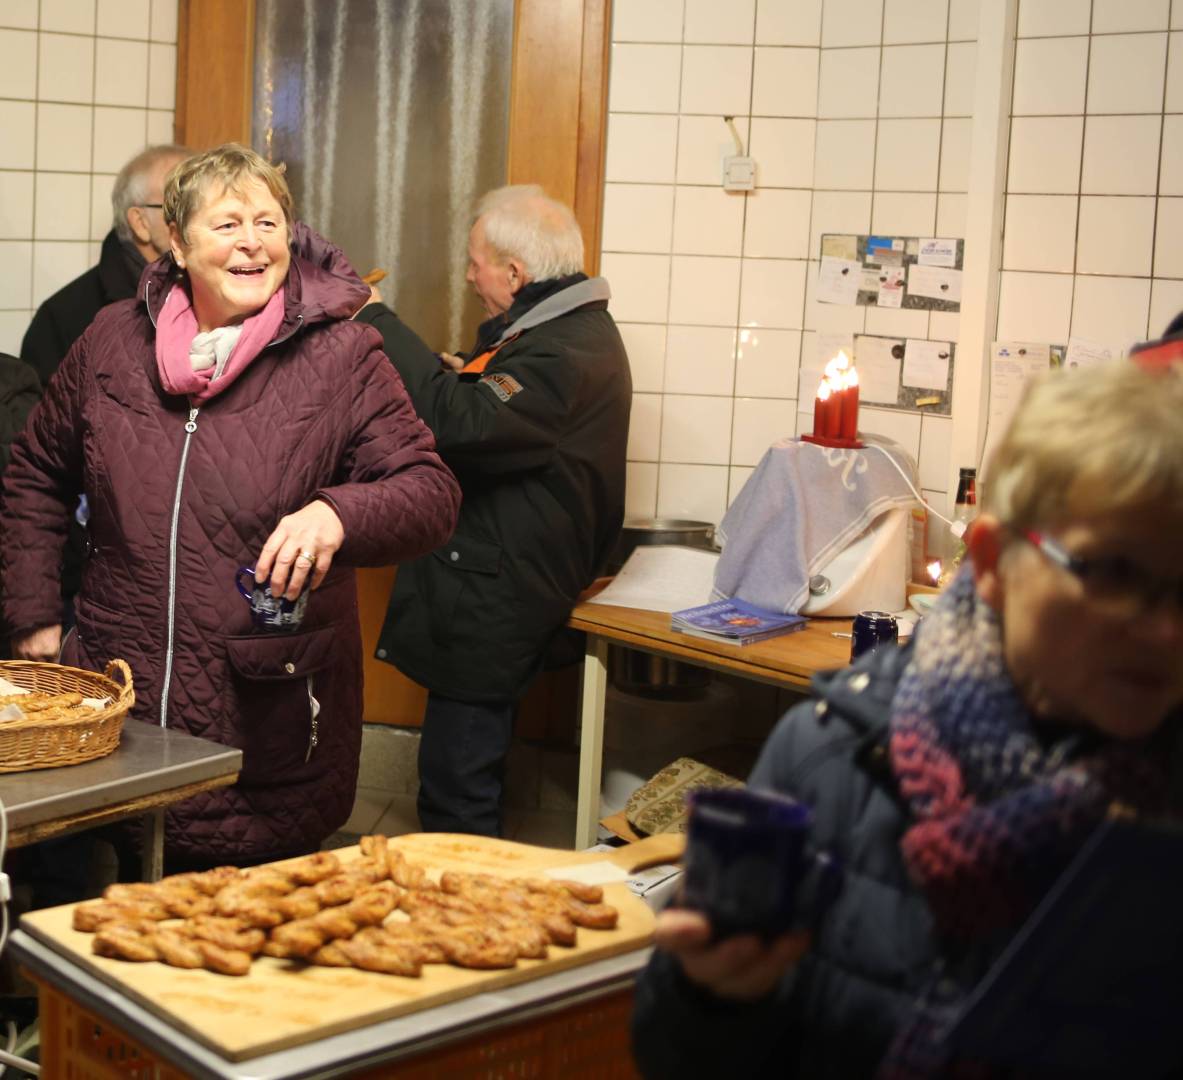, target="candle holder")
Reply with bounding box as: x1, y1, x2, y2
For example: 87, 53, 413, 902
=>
801, 432, 864, 448
805, 349, 864, 449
